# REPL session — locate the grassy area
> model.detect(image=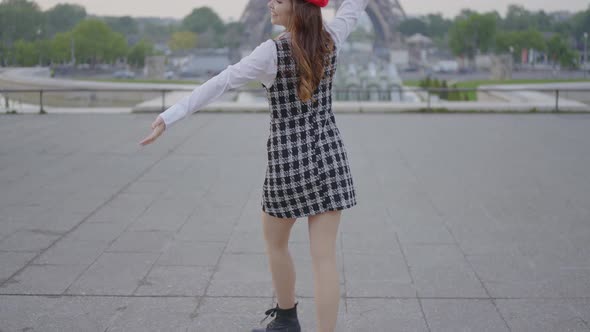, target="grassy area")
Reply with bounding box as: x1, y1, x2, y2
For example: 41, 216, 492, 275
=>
404, 78, 590, 101
405, 78, 590, 88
